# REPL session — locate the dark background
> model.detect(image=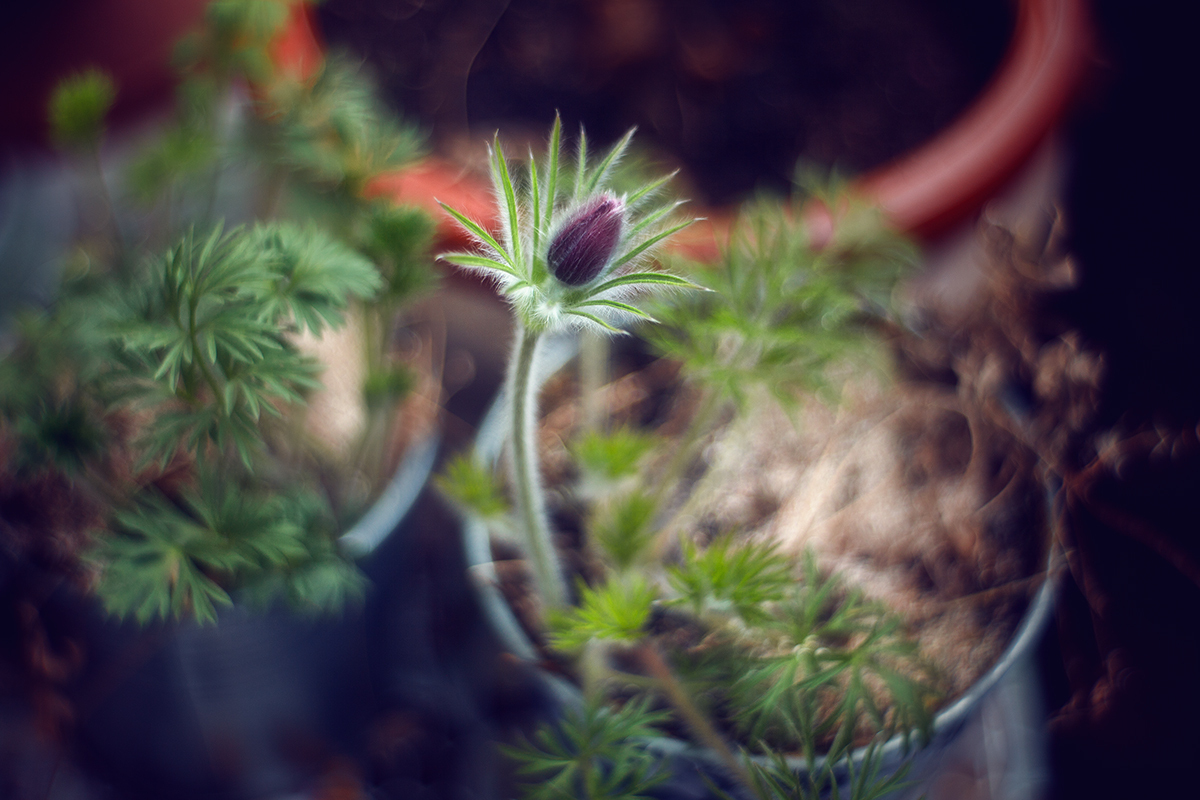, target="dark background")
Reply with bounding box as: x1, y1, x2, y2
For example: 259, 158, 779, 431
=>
1044, 0, 1200, 797
317, 0, 1012, 206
